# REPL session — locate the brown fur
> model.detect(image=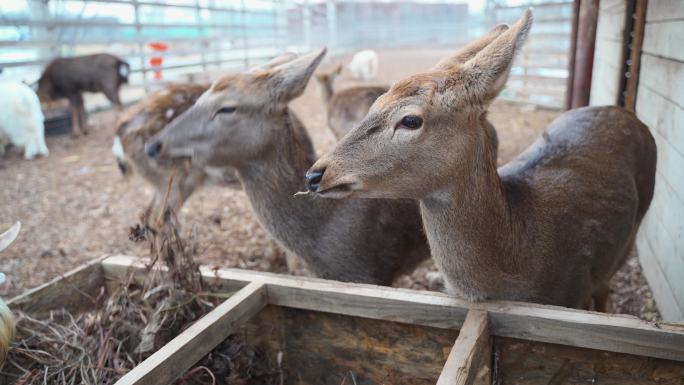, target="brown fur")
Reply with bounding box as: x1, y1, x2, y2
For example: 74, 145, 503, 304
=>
309, 10, 657, 310
315, 65, 389, 139
38, 53, 129, 137
145, 50, 429, 284
115, 83, 238, 221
